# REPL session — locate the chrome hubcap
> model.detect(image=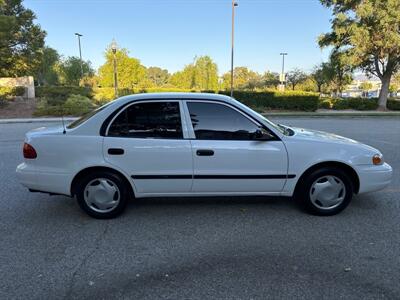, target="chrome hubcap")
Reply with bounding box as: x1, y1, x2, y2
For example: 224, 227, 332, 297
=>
309, 175, 346, 210
84, 178, 120, 213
